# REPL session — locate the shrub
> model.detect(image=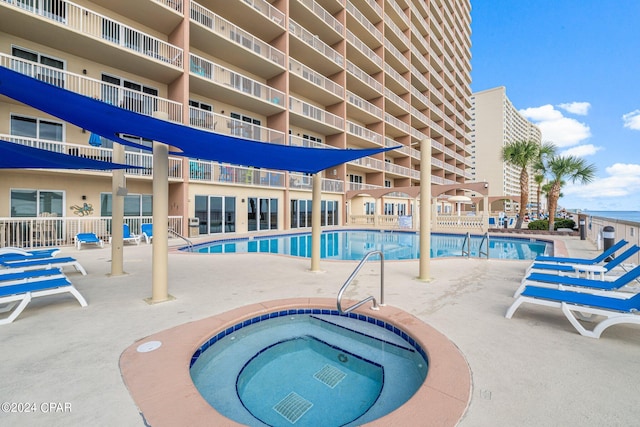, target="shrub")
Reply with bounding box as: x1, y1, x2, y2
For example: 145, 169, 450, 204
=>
554, 218, 576, 230
527, 219, 548, 230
